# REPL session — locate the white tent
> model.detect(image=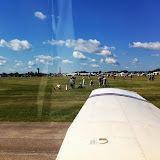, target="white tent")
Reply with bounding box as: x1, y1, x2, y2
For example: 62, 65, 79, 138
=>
56, 88, 160, 160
